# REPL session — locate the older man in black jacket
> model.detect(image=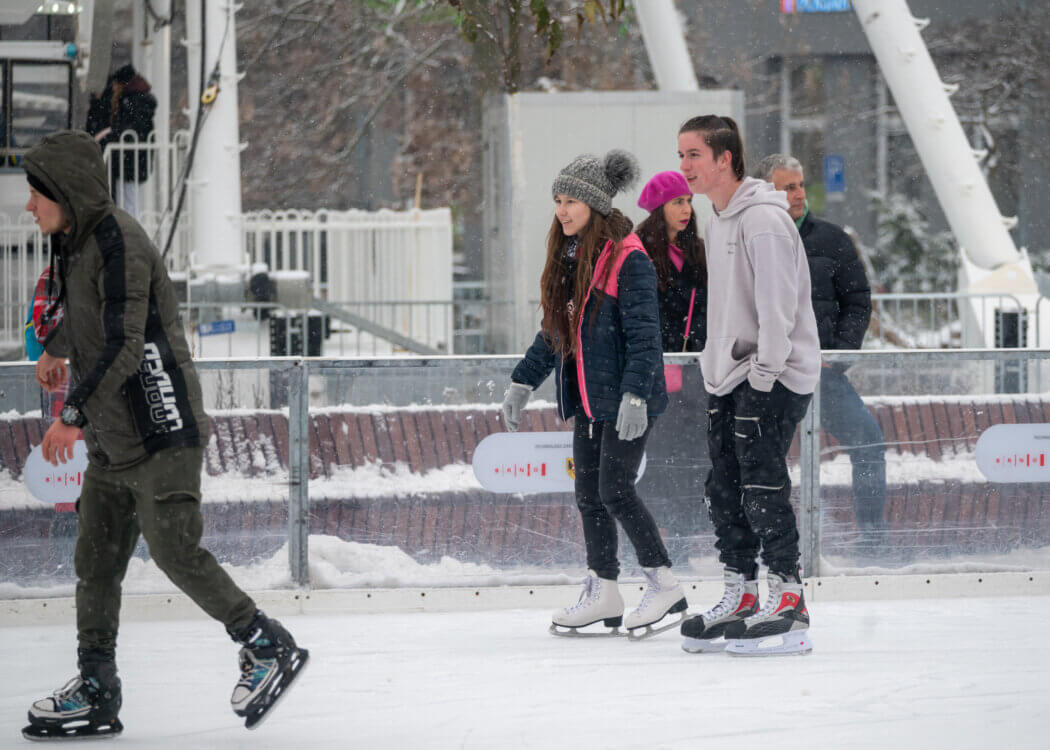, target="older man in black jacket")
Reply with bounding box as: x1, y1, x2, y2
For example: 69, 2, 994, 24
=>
754, 155, 887, 546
